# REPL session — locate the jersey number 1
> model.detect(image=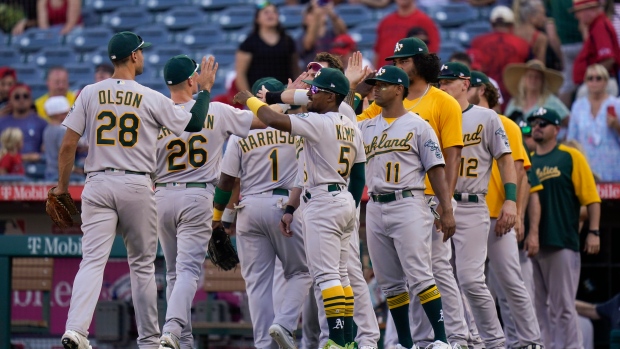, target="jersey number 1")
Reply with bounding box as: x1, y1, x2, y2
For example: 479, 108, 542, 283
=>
268, 149, 278, 182
96, 111, 140, 147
